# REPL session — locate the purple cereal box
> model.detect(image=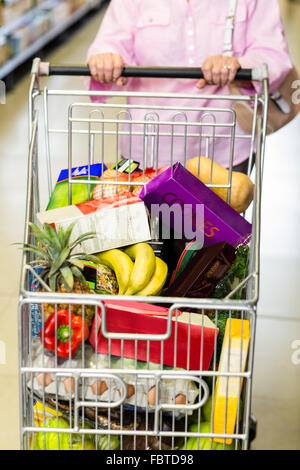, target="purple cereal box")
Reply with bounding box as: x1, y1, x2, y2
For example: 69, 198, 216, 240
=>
139, 162, 252, 248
